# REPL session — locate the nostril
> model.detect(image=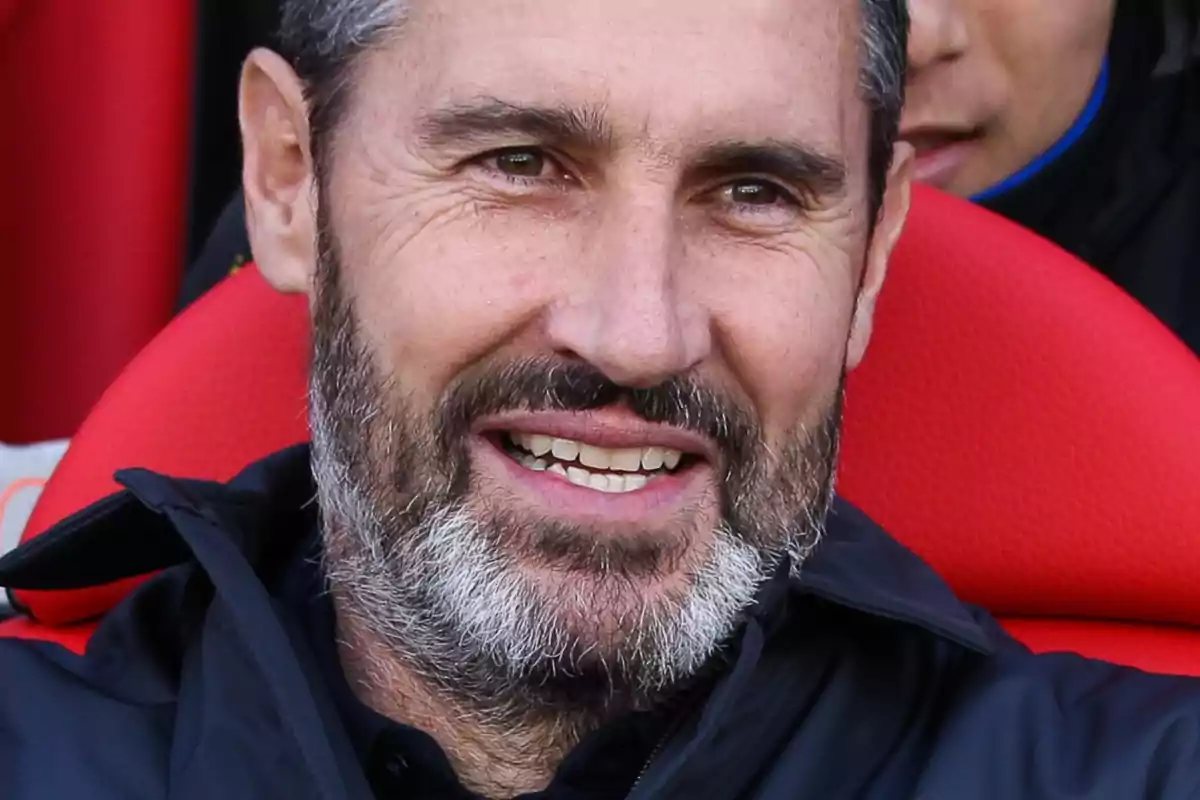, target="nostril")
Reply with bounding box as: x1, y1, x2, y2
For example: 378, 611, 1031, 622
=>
553, 346, 586, 365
